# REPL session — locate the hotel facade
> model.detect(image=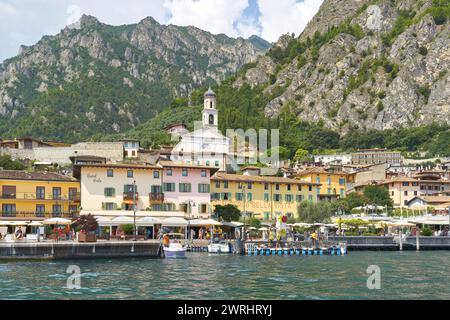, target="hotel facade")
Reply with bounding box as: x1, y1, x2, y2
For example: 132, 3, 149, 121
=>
75, 161, 217, 219
0, 171, 80, 221
211, 173, 319, 221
